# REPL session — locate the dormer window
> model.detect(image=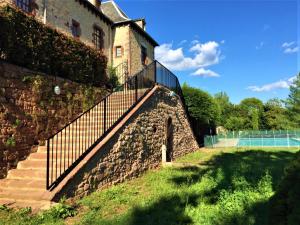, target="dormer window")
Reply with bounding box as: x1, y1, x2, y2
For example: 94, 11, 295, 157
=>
71, 19, 81, 38
16, 0, 32, 13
